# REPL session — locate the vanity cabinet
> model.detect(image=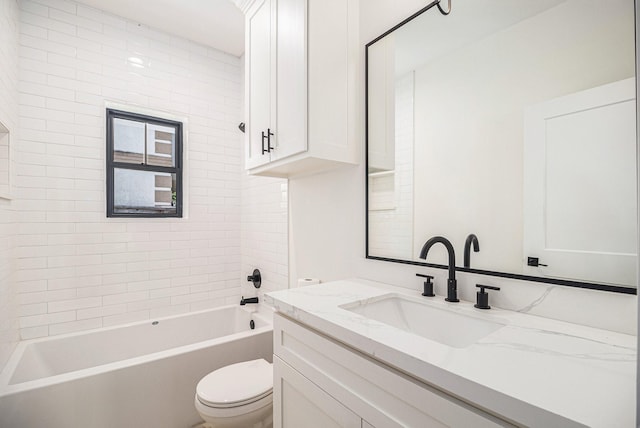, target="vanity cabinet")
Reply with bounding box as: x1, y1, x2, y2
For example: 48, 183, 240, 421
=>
273, 313, 516, 428
239, 0, 359, 177
274, 356, 362, 427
